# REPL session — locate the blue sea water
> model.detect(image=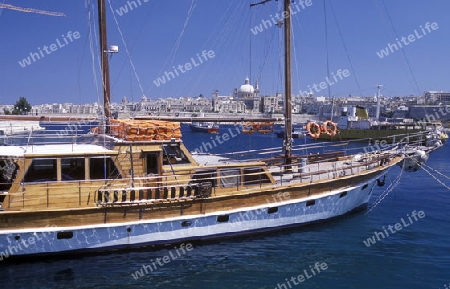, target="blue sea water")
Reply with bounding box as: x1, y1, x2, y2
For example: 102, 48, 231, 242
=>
1, 126, 449, 289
